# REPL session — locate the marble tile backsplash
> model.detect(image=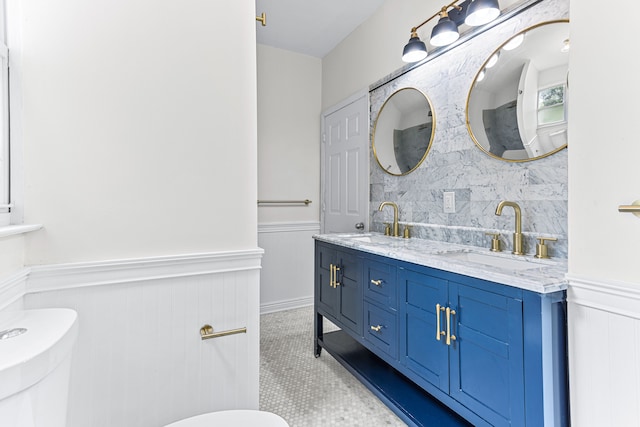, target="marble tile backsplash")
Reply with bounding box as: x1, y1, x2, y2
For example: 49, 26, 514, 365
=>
369, 0, 569, 259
